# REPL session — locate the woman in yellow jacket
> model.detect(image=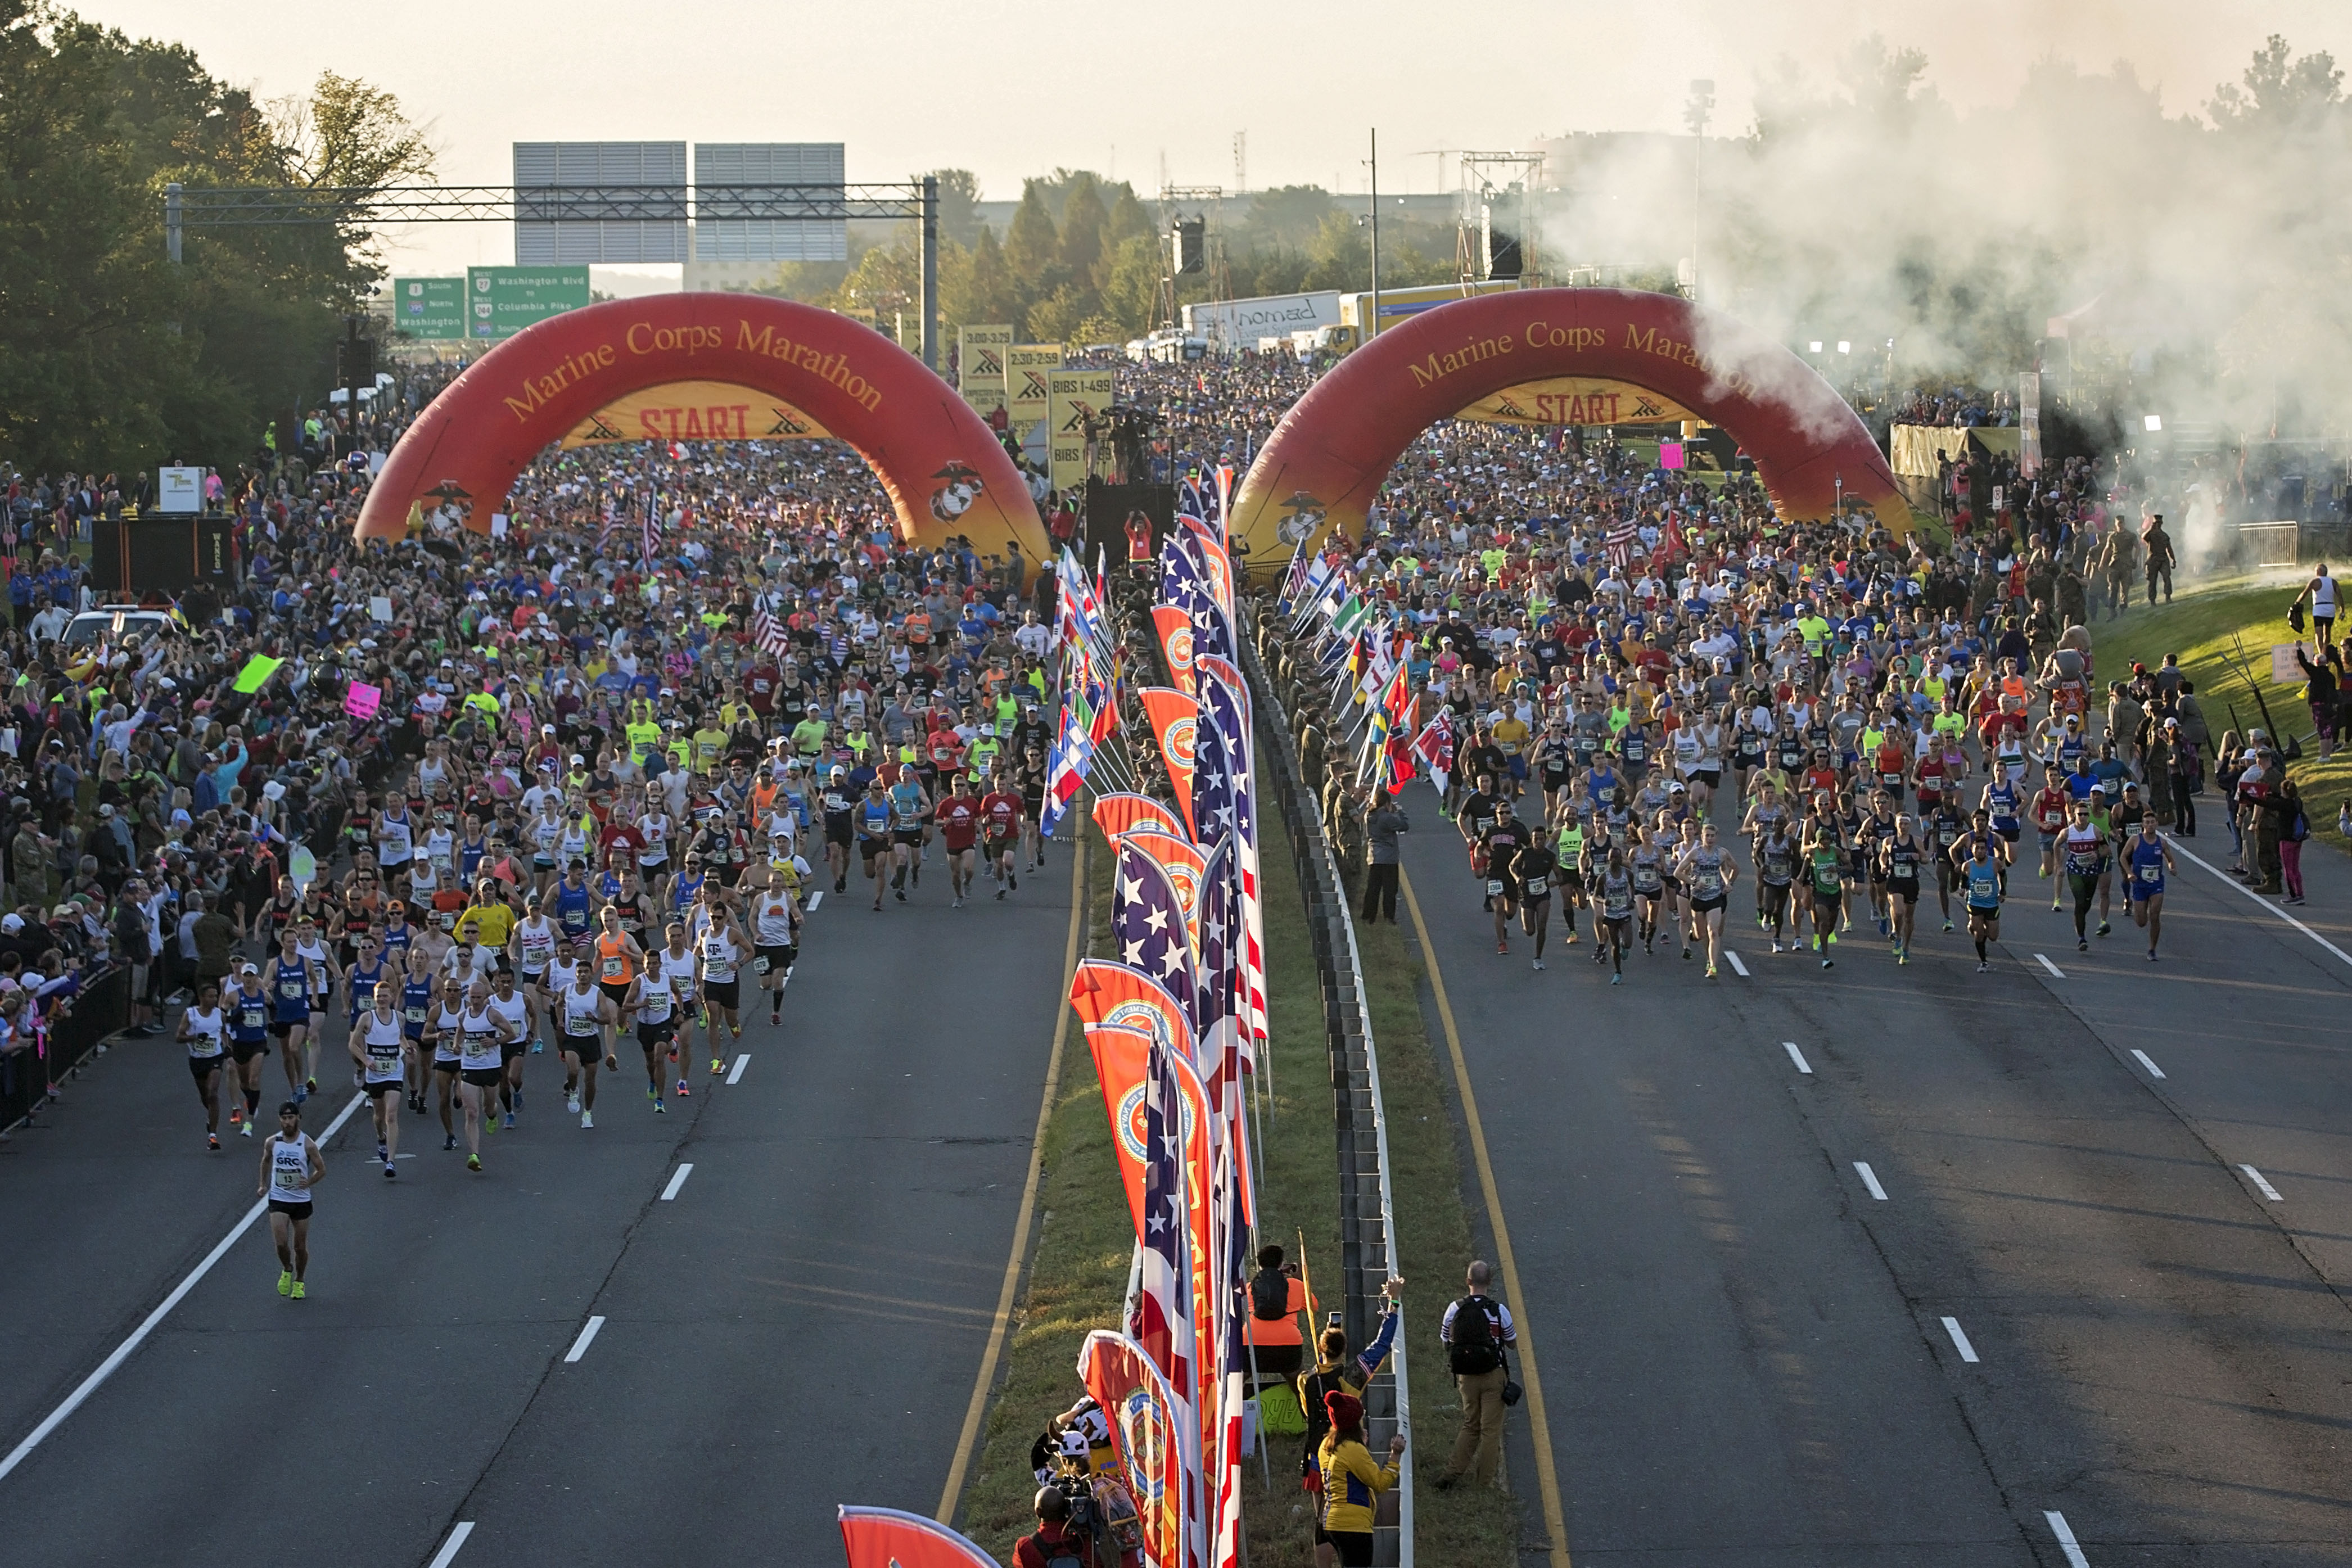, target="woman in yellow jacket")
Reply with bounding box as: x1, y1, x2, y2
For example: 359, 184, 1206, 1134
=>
1317, 1389, 1404, 1567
